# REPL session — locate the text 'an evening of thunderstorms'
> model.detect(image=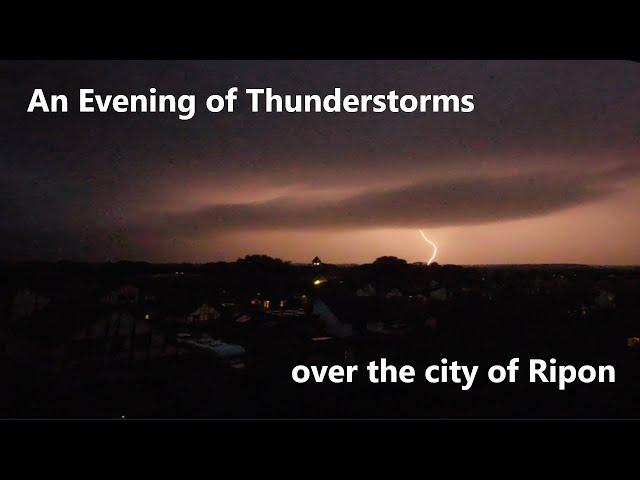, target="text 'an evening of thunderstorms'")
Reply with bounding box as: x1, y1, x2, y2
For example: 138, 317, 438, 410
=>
26, 87, 476, 120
